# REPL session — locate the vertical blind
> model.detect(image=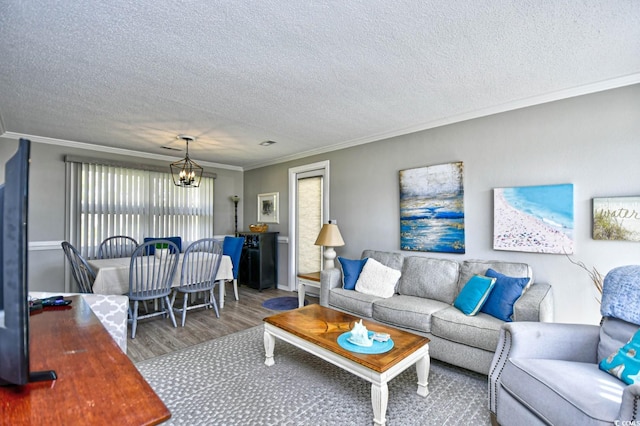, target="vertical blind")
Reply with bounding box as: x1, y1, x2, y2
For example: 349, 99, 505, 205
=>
67, 161, 215, 259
